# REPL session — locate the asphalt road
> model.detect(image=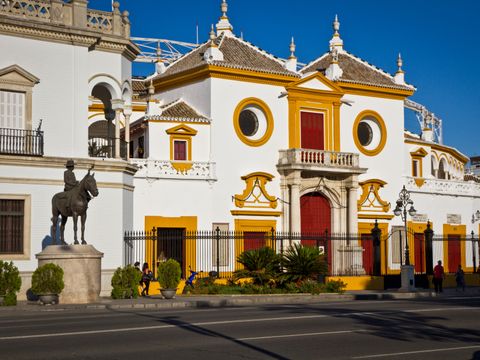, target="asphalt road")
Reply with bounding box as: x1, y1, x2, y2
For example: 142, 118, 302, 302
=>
1, 296, 479, 360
